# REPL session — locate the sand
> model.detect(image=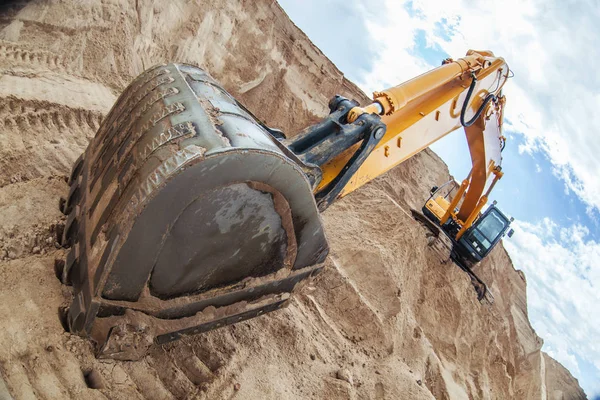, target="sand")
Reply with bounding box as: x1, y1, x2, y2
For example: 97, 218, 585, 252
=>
0, 1, 586, 399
